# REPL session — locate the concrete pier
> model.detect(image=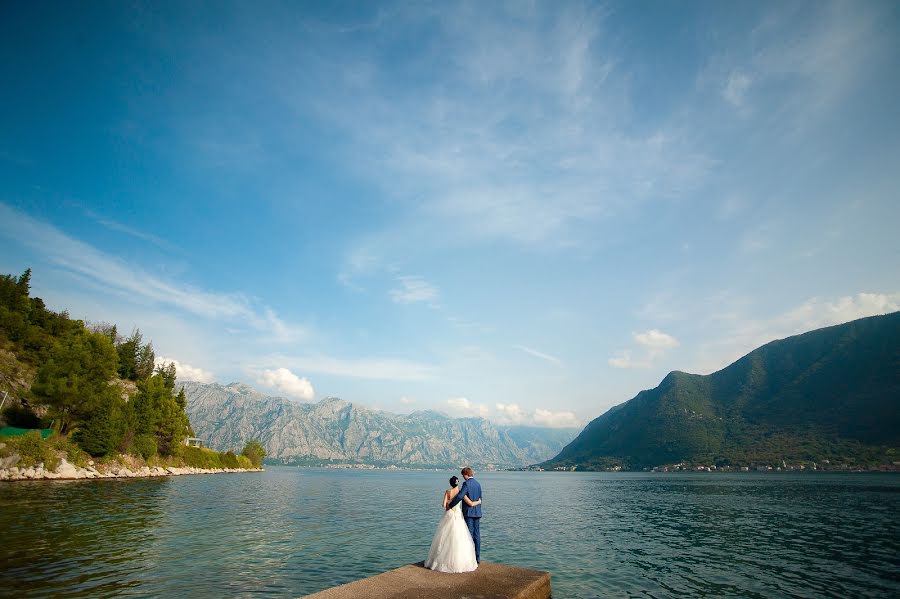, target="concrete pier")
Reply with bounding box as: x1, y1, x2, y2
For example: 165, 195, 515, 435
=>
302, 561, 551, 599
